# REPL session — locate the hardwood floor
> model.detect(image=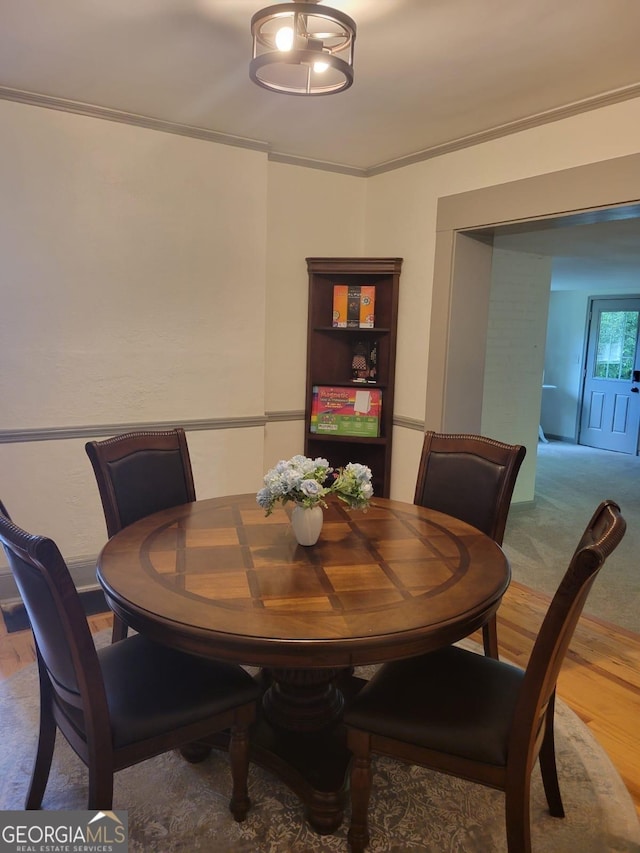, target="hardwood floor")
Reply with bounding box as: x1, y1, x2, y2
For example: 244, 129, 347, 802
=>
1, 582, 639, 818
0, 611, 113, 679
